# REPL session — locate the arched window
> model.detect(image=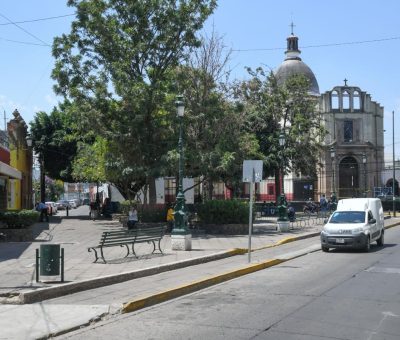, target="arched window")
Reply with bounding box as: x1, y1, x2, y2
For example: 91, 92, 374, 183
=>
331, 90, 339, 109
353, 90, 361, 110
343, 90, 350, 110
